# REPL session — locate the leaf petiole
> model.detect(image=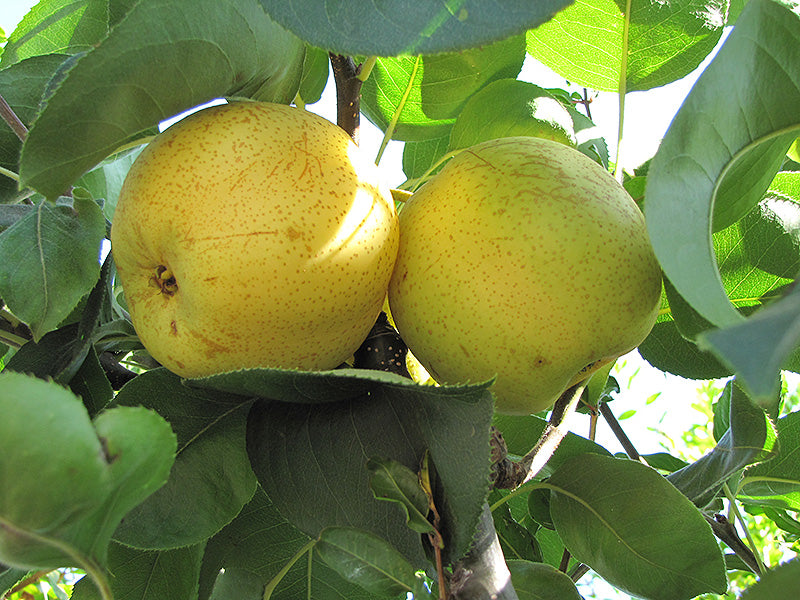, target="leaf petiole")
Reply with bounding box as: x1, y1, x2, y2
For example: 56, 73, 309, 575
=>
263, 539, 316, 599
